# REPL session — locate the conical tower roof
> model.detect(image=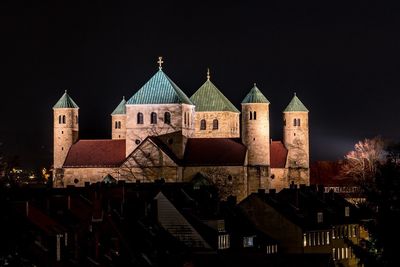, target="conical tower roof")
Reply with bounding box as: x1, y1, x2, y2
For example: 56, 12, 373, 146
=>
111, 97, 126, 115
127, 70, 193, 105
241, 84, 270, 104
53, 90, 79, 109
284, 93, 309, 112
190, 79, 239, 112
